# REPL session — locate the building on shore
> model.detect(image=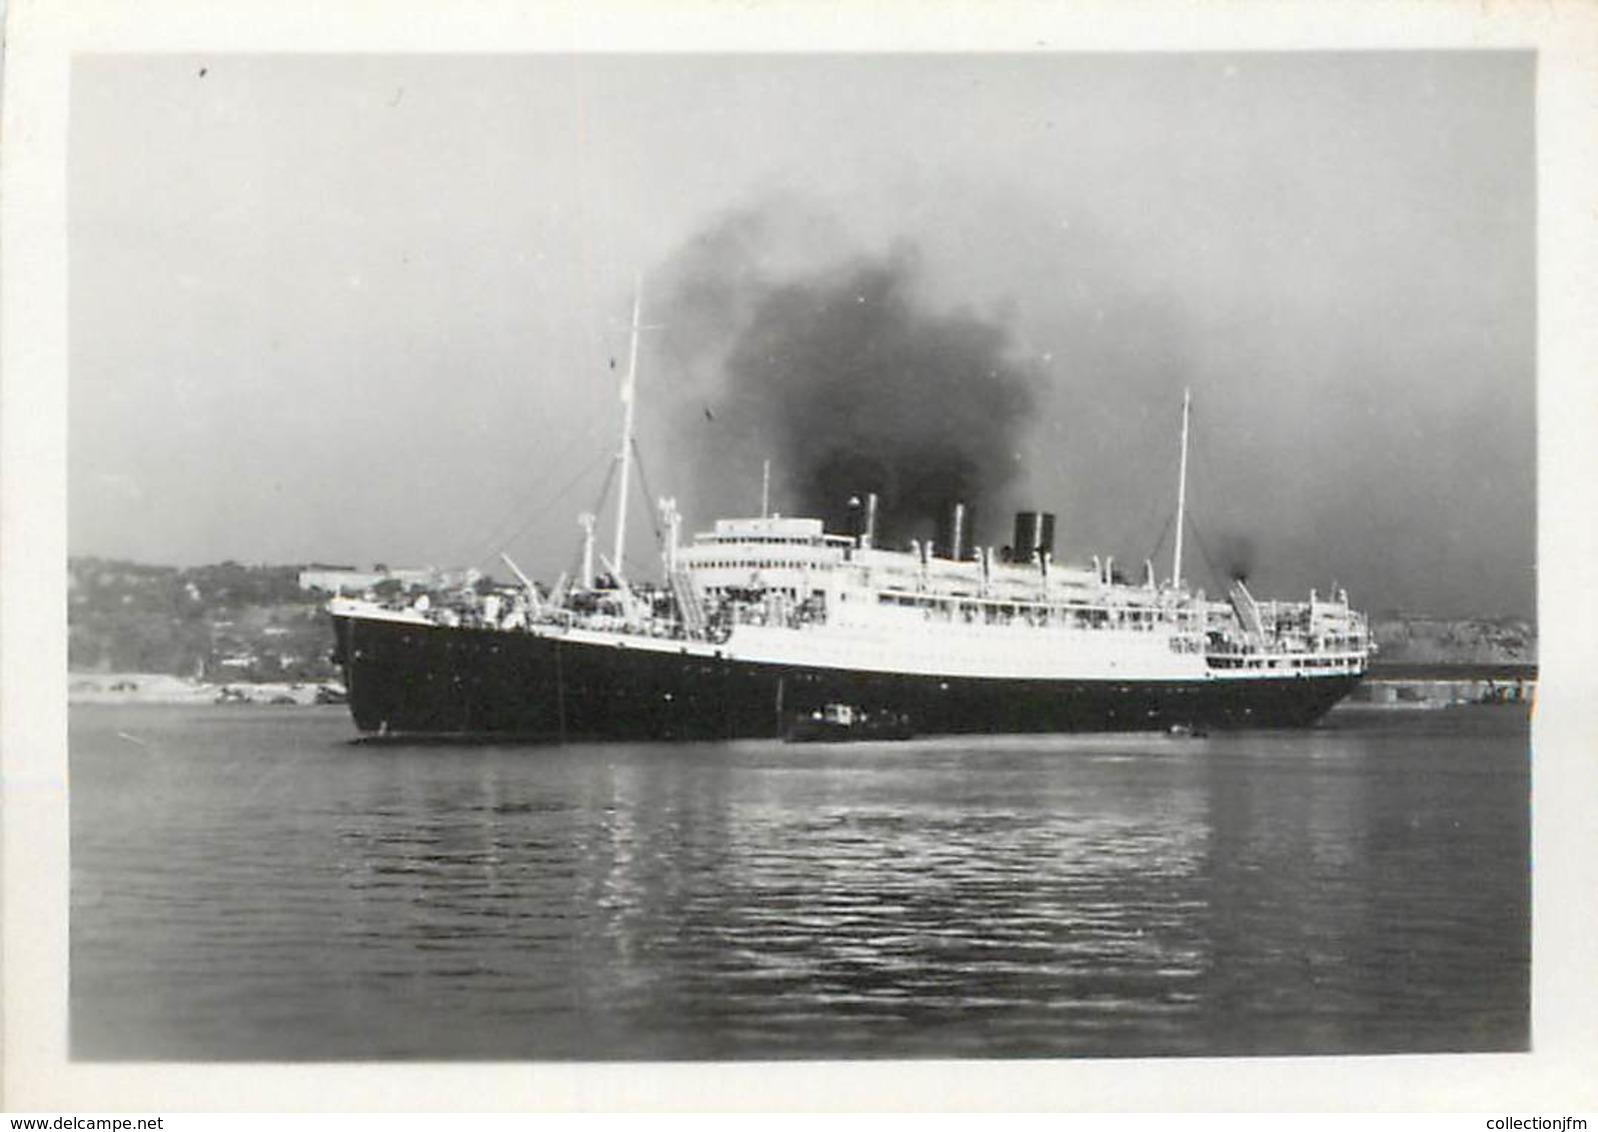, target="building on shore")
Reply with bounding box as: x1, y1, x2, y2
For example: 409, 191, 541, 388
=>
1347, 675, 1535, 708
297, 565, 463, 596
